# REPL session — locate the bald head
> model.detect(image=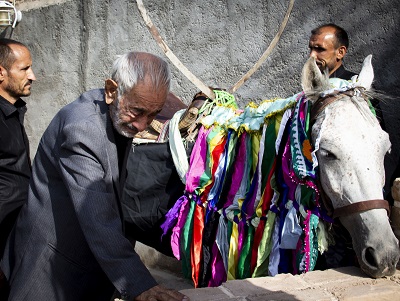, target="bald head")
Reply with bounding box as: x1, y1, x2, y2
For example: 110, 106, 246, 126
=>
311, 24, 350, 49
0, 38, 29, 70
